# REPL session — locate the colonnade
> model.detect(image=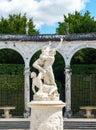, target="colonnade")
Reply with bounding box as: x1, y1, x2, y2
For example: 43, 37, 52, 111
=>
0, 34, 96, 117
